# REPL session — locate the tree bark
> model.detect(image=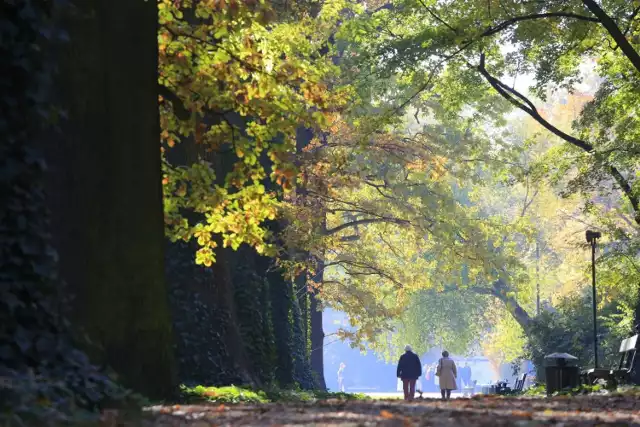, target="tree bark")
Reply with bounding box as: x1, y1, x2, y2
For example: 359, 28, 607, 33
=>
210, 241, 255, 385
46, 0, 176, 398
